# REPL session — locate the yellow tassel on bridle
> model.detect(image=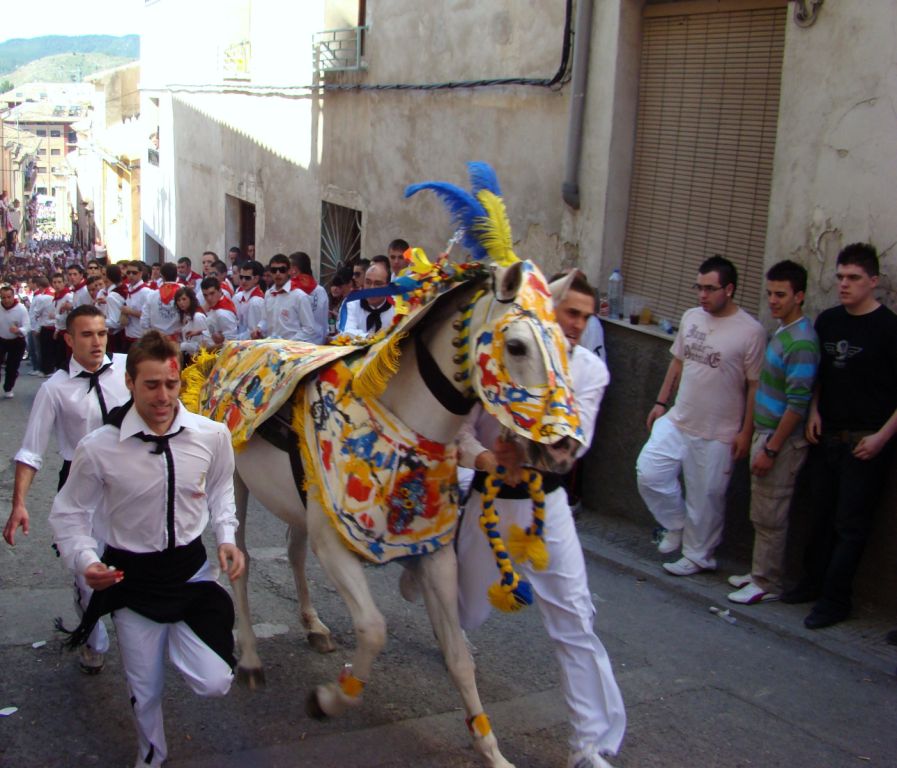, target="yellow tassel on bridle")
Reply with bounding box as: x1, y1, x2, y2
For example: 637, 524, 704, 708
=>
479, 466, 549, 612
